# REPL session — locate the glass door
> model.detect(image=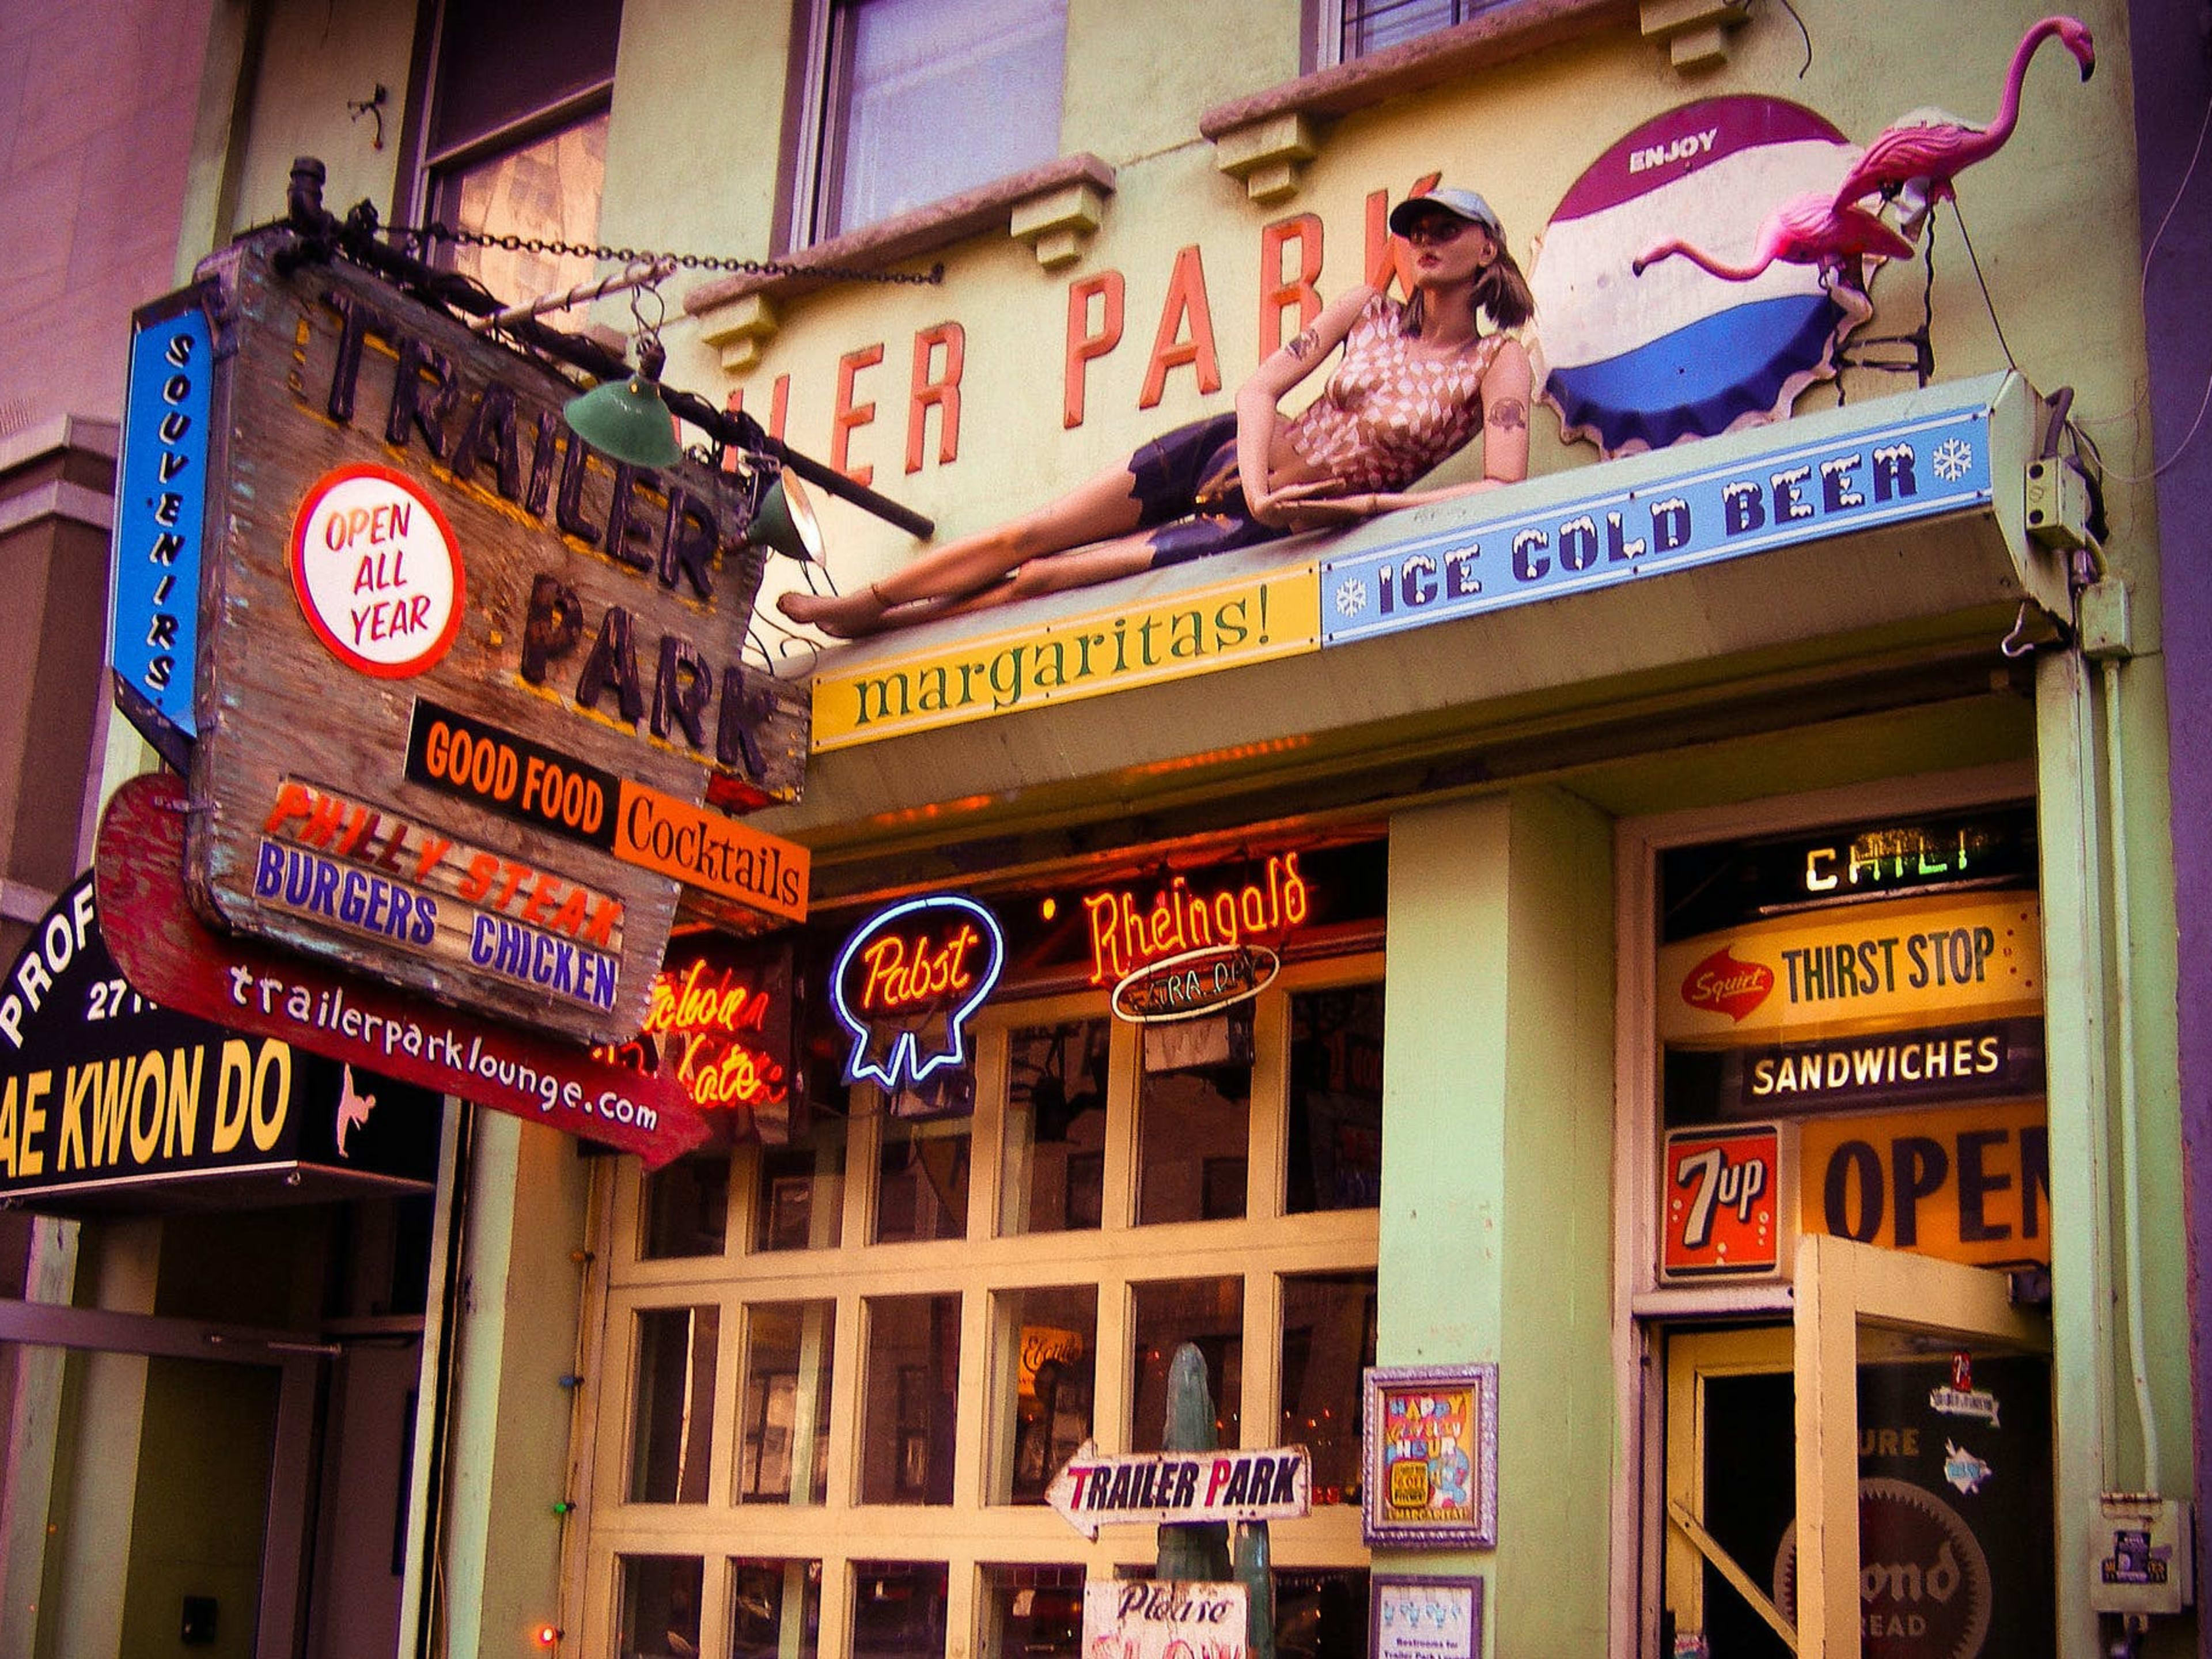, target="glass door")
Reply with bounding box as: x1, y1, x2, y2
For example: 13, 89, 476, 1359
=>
1661, 1238, 2052, 1659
